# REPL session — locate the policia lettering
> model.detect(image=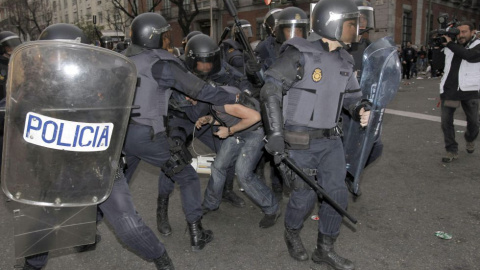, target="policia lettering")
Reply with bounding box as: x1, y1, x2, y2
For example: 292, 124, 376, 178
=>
24, 112, 112, 151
